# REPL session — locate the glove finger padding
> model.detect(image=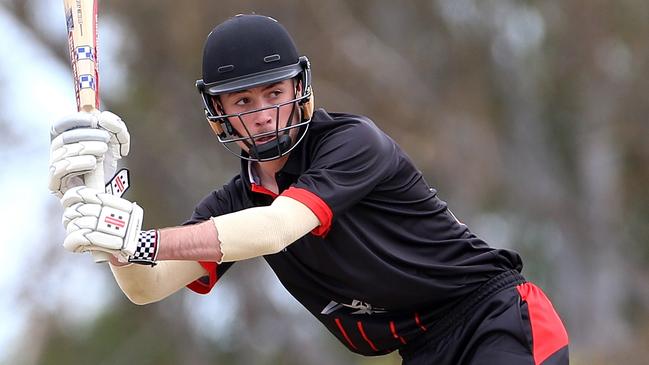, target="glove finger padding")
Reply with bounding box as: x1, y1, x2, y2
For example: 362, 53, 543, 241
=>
60, 187, 143, 259
61, 186, 103, 208
49, 111, 131, 197
51, 136, 109, 157
49, 127, 111, 197
97, 111, 130, 157
63, 229, 124, 253
51, 111, 129, 157
51, 112, 99, 136
63, 202, 101, 230
49, 139, 110, 197
49, 155, 98, 197
98, 112, 130, 180
62, 186, 135, 211
51, 128, 110, 147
